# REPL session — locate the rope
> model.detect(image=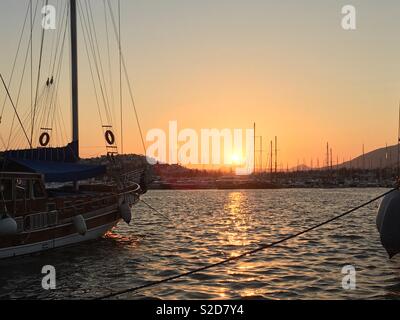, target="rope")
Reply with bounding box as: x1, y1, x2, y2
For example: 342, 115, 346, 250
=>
140, 199, 173, 222
4, 0, 40, 151
118, 0, 123, 154
0, 74, 32, 148
31, 0, 49, 146
78, 0, 114, 128
77, 3, 105, 129
86, 0, 115, 126
94, 187, 398, 300
106, 0, 147, 154
103, 0, 115, 123
0, 0, 30, 122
